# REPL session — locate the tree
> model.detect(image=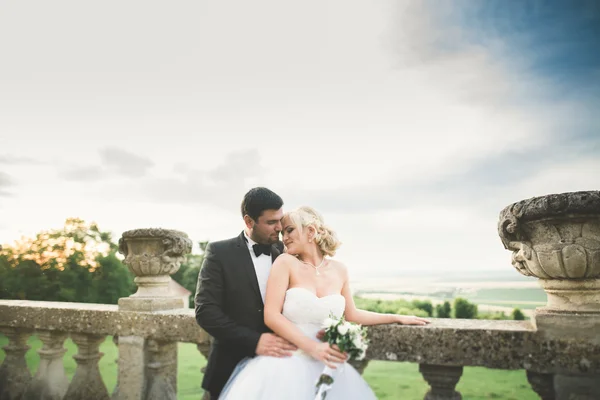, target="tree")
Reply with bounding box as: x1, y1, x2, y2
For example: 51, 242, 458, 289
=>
172, 241, 208, 307
454, 298, 478, 319
412, 300, 434, 317
435, 301, 452, 318
0, 218, 134, 304
512, 308, 526, 320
